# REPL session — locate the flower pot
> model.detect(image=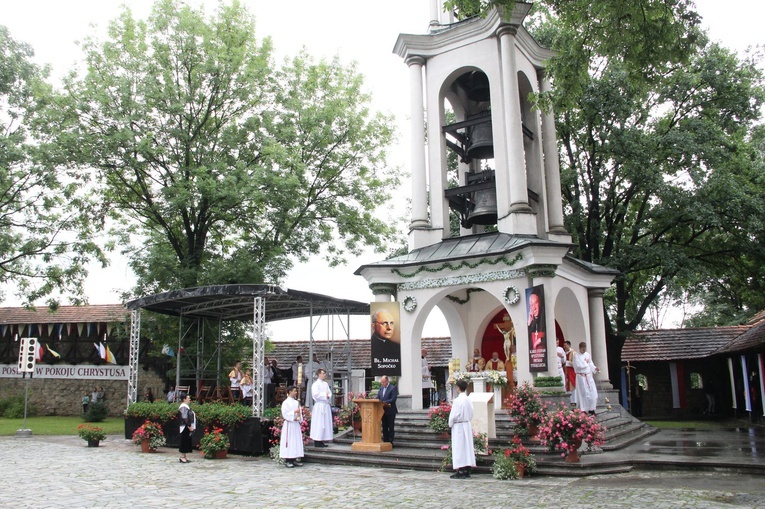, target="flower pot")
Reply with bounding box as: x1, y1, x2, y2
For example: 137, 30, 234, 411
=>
212, 450, 228, 459
514, 462, 525, 478
527, 424, 540, 442
87, 440, 100, 448
437, 431, 451, 440
141, 439, 155, 453
352, 419, 362, 433
565, 439, 582, 463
